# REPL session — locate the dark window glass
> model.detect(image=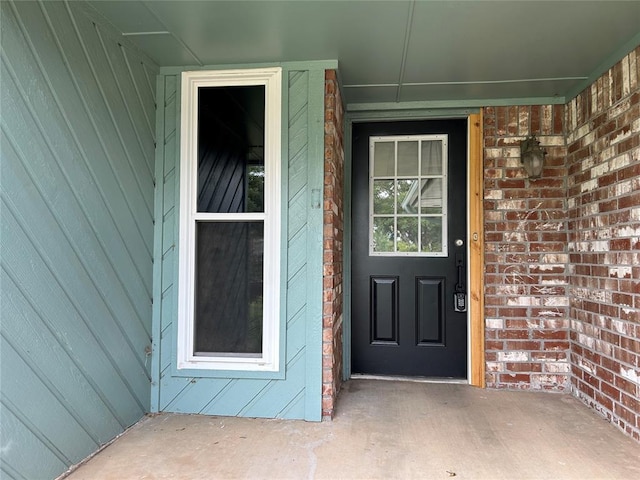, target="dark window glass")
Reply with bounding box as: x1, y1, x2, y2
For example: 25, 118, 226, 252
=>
195, 221, 264, 355
197, 86, 265, 213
